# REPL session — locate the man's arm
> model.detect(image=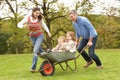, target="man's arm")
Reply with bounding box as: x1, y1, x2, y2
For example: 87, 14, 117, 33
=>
87, 37, 93, 47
